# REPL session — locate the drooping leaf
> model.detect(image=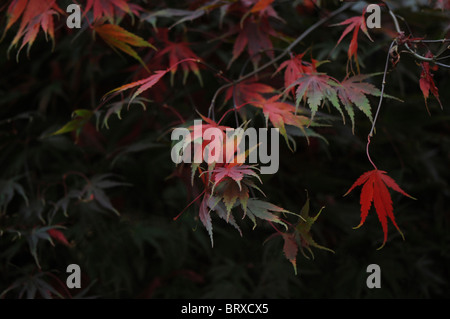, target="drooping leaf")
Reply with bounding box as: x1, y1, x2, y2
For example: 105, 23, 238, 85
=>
199, 193, 214, 246
331, 13, 373, 63
103, 69, 168, 103
296, 195, 334, 259
3, 0, 63, 59
94, 23, 156, 69
252, 94, 313, 146
419, 52, 442, 113
250, 0, 275, 13
335, 74, 379, 131
208, 195, 243, 237
211, 164, 260, 217
224, 79, 275, 106
47, 228, 70, 247
212, 164, 261, 192
228, 14, 277, 68
246, 198, 289, 230
84, 0, 141, 22
294, 73, 343, 121
155, 29, 202, 85
103, 58, 199, 103
273, 52, 308, 96
344, 169, 416, 249
281, 232, 298, 275
82, 174, 131, 216
48, 109, 93, 142
0, 177, 29, 211
142, 0, 226, 30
